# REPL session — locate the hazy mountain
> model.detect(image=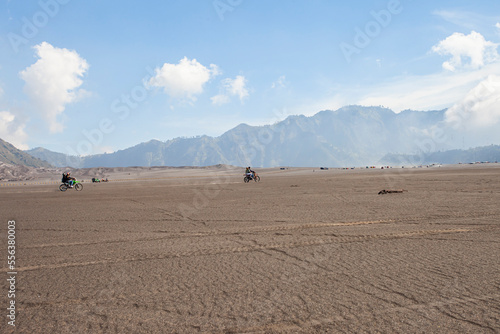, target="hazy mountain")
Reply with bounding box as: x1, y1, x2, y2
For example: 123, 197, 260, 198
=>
26, 105, 495, 168
26, 147, 83, 168
381, 145, 500, 165
0, 138, 52, 168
